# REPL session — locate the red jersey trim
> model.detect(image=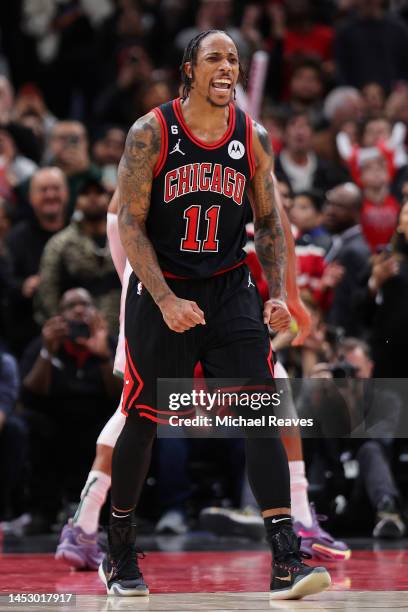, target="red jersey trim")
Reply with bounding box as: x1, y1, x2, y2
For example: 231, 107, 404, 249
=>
245, 113, 255, 179
152, 107, 168, 177
173, 98, 236, 150
163, 260, 245, 280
